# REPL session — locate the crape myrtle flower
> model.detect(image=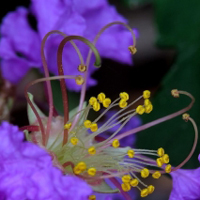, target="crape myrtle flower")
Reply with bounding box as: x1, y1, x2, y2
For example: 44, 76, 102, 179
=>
0, 0, 138, 91
0, 121, 92, 200
21, 22, 197, 200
